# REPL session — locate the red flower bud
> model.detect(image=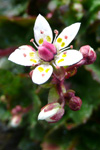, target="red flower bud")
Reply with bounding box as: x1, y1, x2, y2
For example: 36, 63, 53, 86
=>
64, 90, 75, 101
69, 96, 82, 111
16, 105, 22, 112
79, 45, 96, 65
